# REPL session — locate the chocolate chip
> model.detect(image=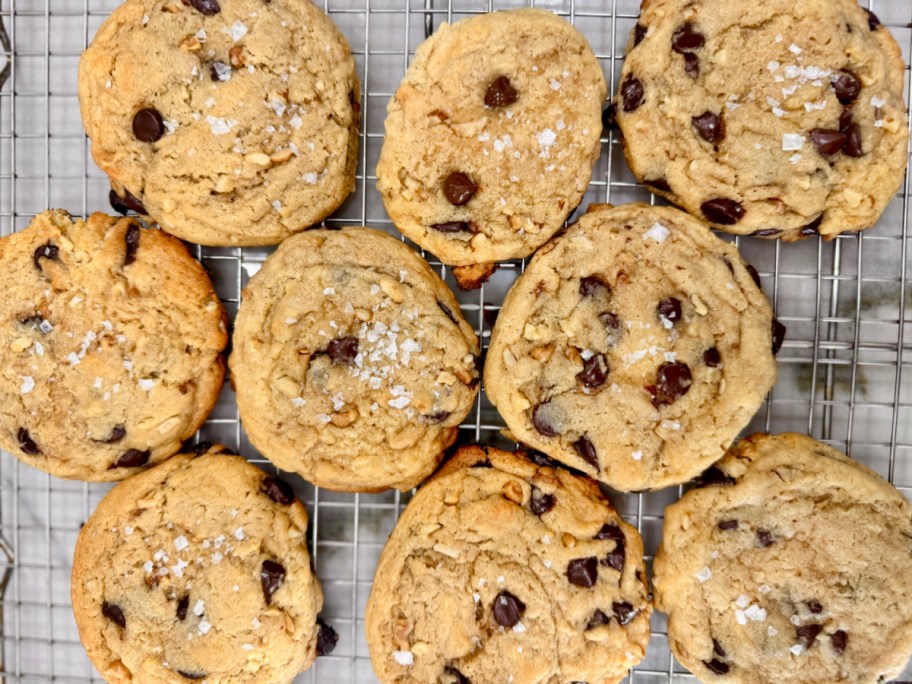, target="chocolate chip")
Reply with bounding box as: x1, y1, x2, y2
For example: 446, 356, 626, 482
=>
651, 362, 692, 407
757, 528, 774, 547
600, 312, 621, 331
612, 601, 635, 625
797, 624, 822, 648
121, 189, 147, 215
863, 8, 881, 30
101, 426, 127, 444
316, 619, 338, 656
701, 198, 745, 225
186, 440, 213, 456
833, 71, 861, 104
132, 108, 165, 143
531, 402, 559, 437
261, 560, 286, 605
633, 23, 647, 46
431, 221, 470, 233
800, 215, 823, 236
33, 242, 59, 269
831, 630, 848, 654
839, 105, 855, 132
671, 23, 705, 53
586, 609, 611, 629
597, 523, 625, 573
530, 486, 555, 516
443, 172, 477, 206
567, 557, 598, 588
703, 659, 729, 675
698, 467, 736, 487
261, 476, 295, 505
717, 519, 738, 530
703, 347, 721, 368
444, 666, 470, 684
109, 189, 131, 215
424, 411, 451, 424
573, 436, 599, 470
752, 228, 781, 238
772, 319, 786, 355
114, 449, 150, 468
437, 301, 458, 325
327, 336, 358, 365
746, 264, 762, 288
683, 53, 700, 77
484, 75, 518, 108
692, 111, 724, 144
645, 177, 671, 193
602, 103, 617, 130
577, 354, 607, 389
621, 75, 644, 112
807, 600, 823, 614
178, 672, 206, 680
843, 122, 863, 157
124, 224, 140, 266
190, 0, 221, 14
492, 591, 525, 627
657, 297, 682, 325
596, 523, 624, 542
523, 449, 559, 469
16, 428, 42, 456
579, 275, 610, 297
810, 128, 847, 156
176, 595, 189, 621
102, 601, 126, 628
713, 639, 727, 657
